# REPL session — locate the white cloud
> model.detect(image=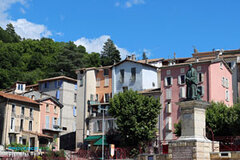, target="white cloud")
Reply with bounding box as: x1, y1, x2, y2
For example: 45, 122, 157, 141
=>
10, 19, 52, 39
116, 0, 145, 8
0, 0, 52, 39
74, 35, 131, 59
56, 32, 64, 36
